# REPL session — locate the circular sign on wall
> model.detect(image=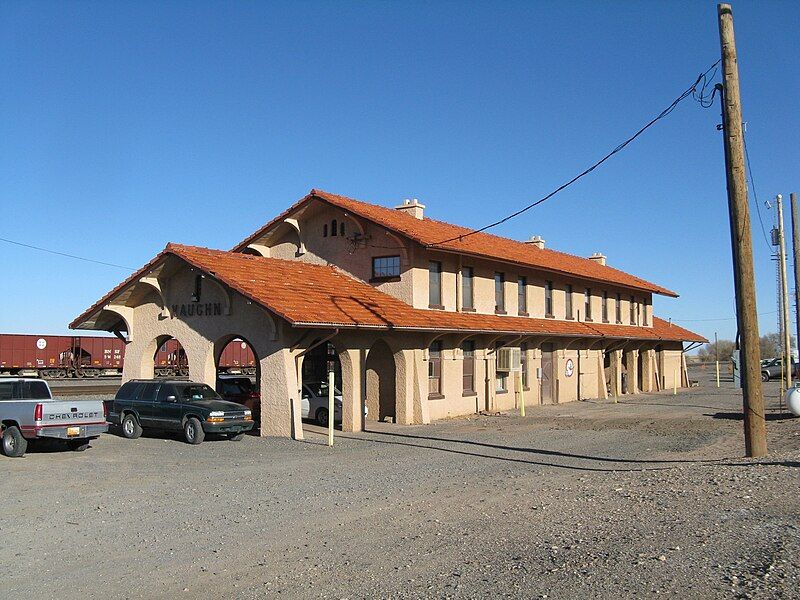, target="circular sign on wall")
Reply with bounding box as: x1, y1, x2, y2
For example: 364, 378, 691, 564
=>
36, 338, 47, 350
565, 358, 574, 377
